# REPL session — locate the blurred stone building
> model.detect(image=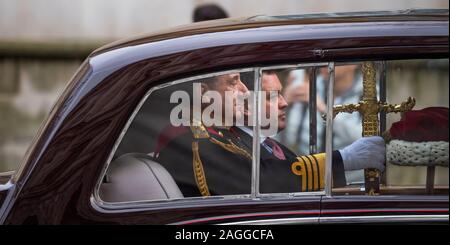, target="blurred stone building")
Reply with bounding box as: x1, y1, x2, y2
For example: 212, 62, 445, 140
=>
0, 0, 448, 176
